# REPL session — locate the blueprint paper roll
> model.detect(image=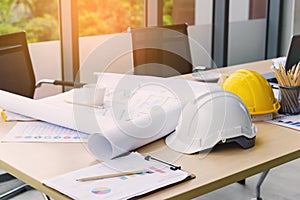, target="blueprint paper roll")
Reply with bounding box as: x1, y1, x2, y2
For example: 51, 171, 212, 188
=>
87, 105, 181, 160
0, 89, 181, 160
0, 90, 76, 129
